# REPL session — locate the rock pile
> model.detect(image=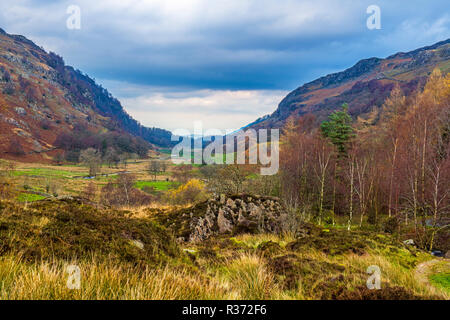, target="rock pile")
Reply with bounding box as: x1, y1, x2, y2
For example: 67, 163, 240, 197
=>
152, 194, 288, 243
189, 194, 286, 241
184, 194, 287, 242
